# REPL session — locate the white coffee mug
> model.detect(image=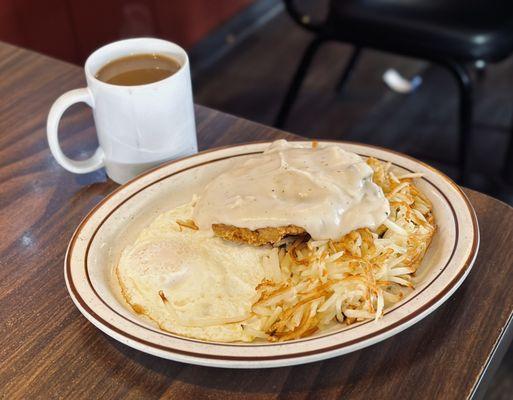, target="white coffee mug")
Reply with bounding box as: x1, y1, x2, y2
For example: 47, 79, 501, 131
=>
47, 38, 198, 184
